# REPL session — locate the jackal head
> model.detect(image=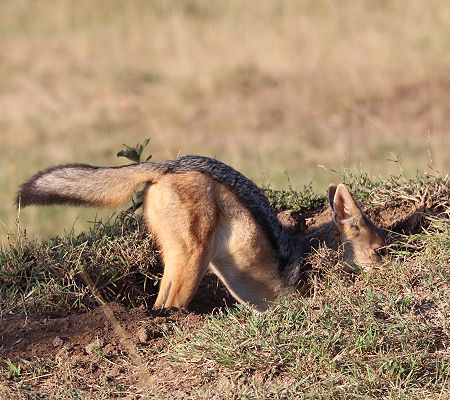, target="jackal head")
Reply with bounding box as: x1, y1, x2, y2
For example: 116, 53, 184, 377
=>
328, 184, 386, 266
